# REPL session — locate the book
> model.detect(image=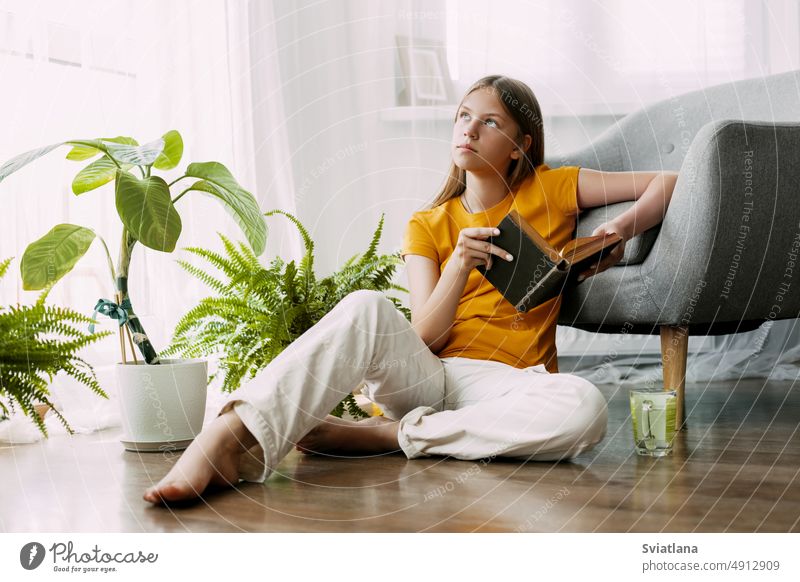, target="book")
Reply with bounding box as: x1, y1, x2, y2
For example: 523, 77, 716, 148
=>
476, 209, 623, 312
